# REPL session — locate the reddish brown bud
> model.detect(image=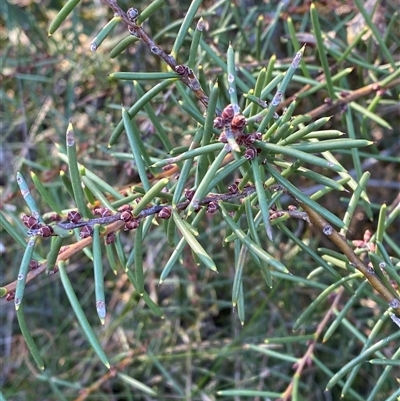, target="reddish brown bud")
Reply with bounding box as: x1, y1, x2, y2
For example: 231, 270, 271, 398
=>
184, 189, 195, 201
38, 225, 54, 238
29, 260, 40, 270
228, 184, 238, 194
120, 210, 133, 222
363, 230, 372, 243
253, 132, 262, 141
244, 147, 257, 160
92, 207, 102, 216
231, 114, 247, 130
243, 134, 256, 145
175, 65, 190, 77
221, 104, 235, 122
124, 219, 140, 230
49, 214, 61, 222
6, 292, 15, 302
236, 134, 245, 145
93, 207, 112, 218
21, 214, 40, 229
67, 210, 82, 223
218, 131, 228, 143
352, 240, 366, 248
158, 207, 172, 219
175, 64, 185, 74
207, 202, 218, 213
163, 164, 174, 171
118, 204, 133, 212
105, 233, 115, 245
79, 225, 93, 239
102, 208, 112, 217
270, 211, 285, 219
213, 116, 225, 129
128, 26, 140, 37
